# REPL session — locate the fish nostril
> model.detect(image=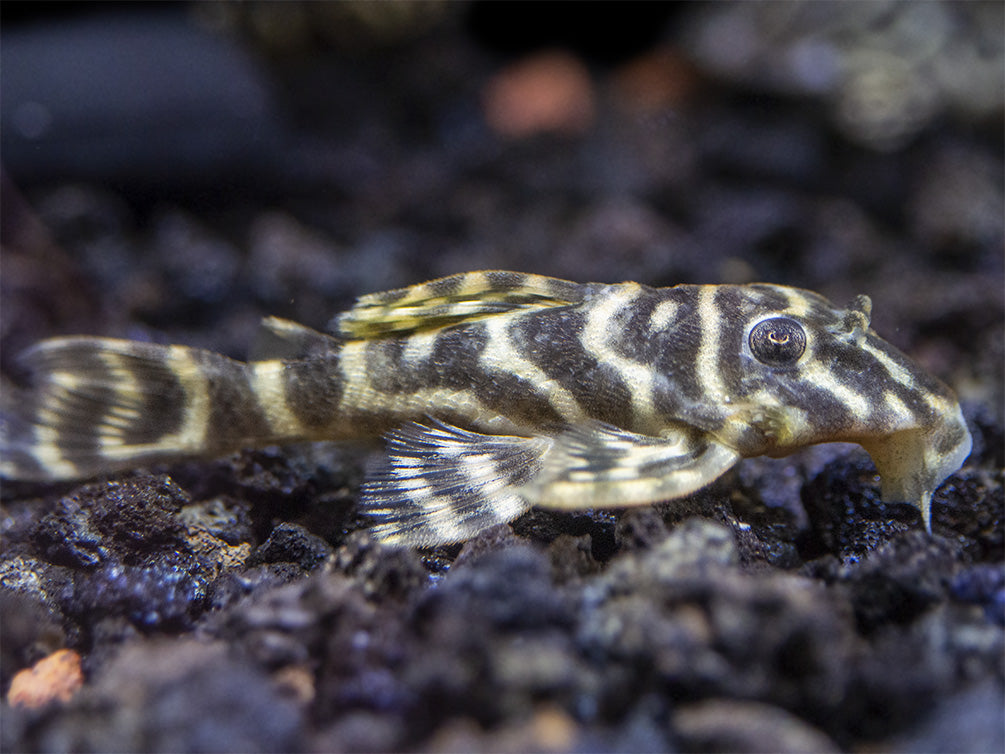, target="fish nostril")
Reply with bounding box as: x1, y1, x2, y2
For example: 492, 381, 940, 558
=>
830, 308, 870, 345
848, 294, 872, 321
835, 294, 873, 344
